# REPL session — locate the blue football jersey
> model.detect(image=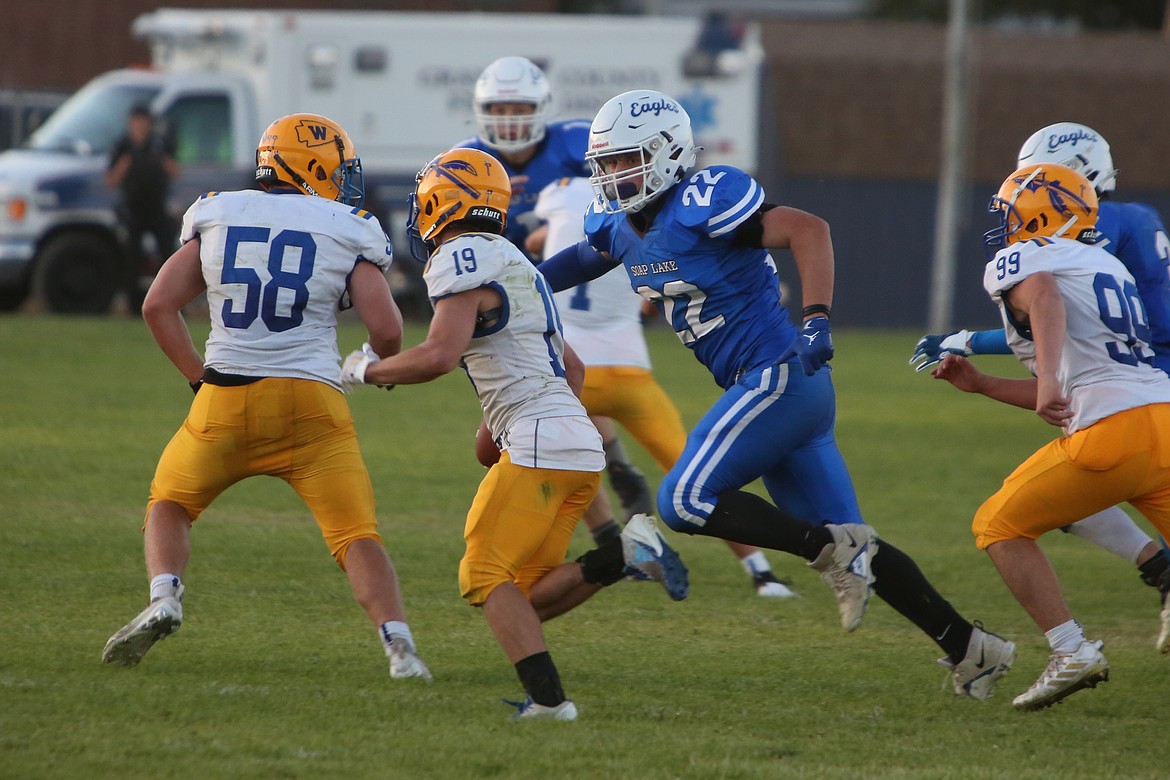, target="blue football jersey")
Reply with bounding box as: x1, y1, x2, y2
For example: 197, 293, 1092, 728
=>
1097, 200, 1170, 369
585, 166, 797, 389
458, 120, 591, 253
